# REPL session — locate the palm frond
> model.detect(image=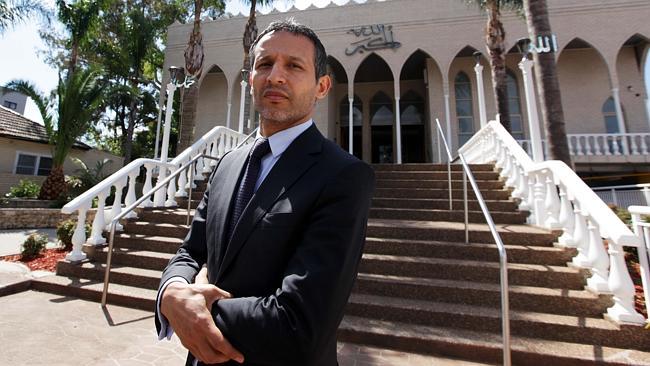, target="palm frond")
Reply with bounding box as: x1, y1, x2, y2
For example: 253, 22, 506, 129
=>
0, 0, 52, 34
